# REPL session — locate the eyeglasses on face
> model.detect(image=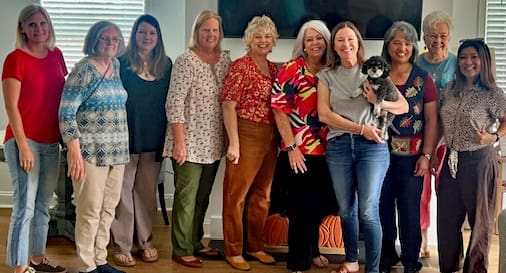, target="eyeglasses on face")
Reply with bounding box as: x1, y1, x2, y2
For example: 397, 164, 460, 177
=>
99, 36, 122, 43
